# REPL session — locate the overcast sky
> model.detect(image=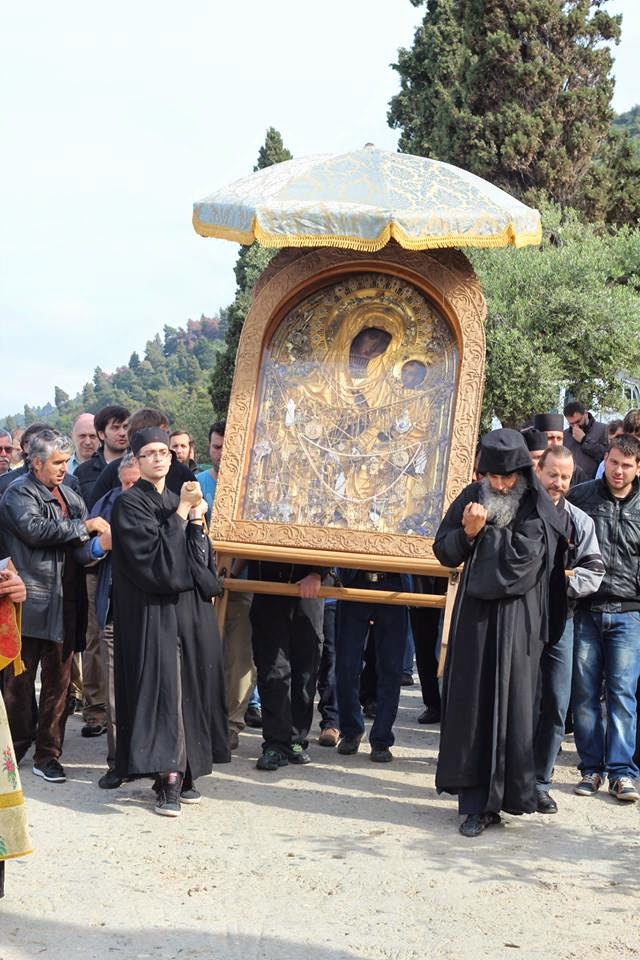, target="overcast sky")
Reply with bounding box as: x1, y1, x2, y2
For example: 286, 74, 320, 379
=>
1, 0, 638, 417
